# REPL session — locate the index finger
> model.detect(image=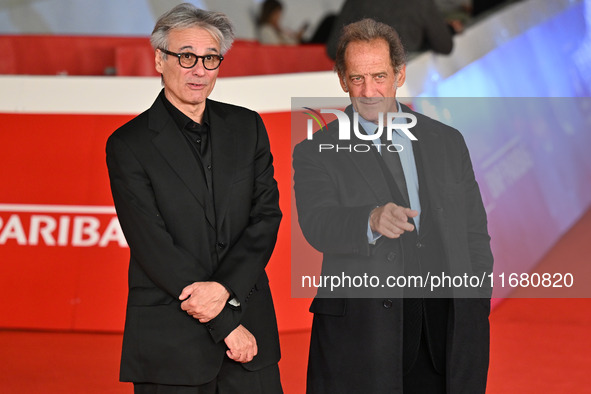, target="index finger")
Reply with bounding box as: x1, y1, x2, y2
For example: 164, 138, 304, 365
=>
404, 208, 419, 218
